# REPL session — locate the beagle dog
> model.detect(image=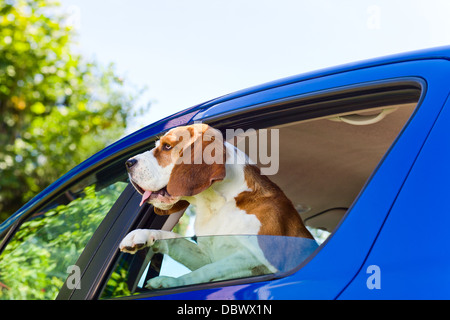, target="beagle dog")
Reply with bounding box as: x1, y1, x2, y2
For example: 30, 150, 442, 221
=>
119, 124, 314, 289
